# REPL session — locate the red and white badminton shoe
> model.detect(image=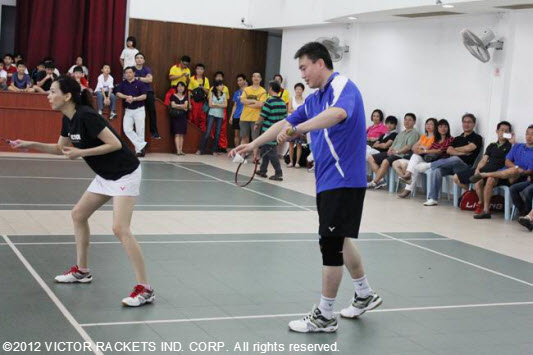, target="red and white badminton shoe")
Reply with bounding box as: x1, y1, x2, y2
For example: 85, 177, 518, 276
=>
121, 284, 155, 307
54, 265, 93, 283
